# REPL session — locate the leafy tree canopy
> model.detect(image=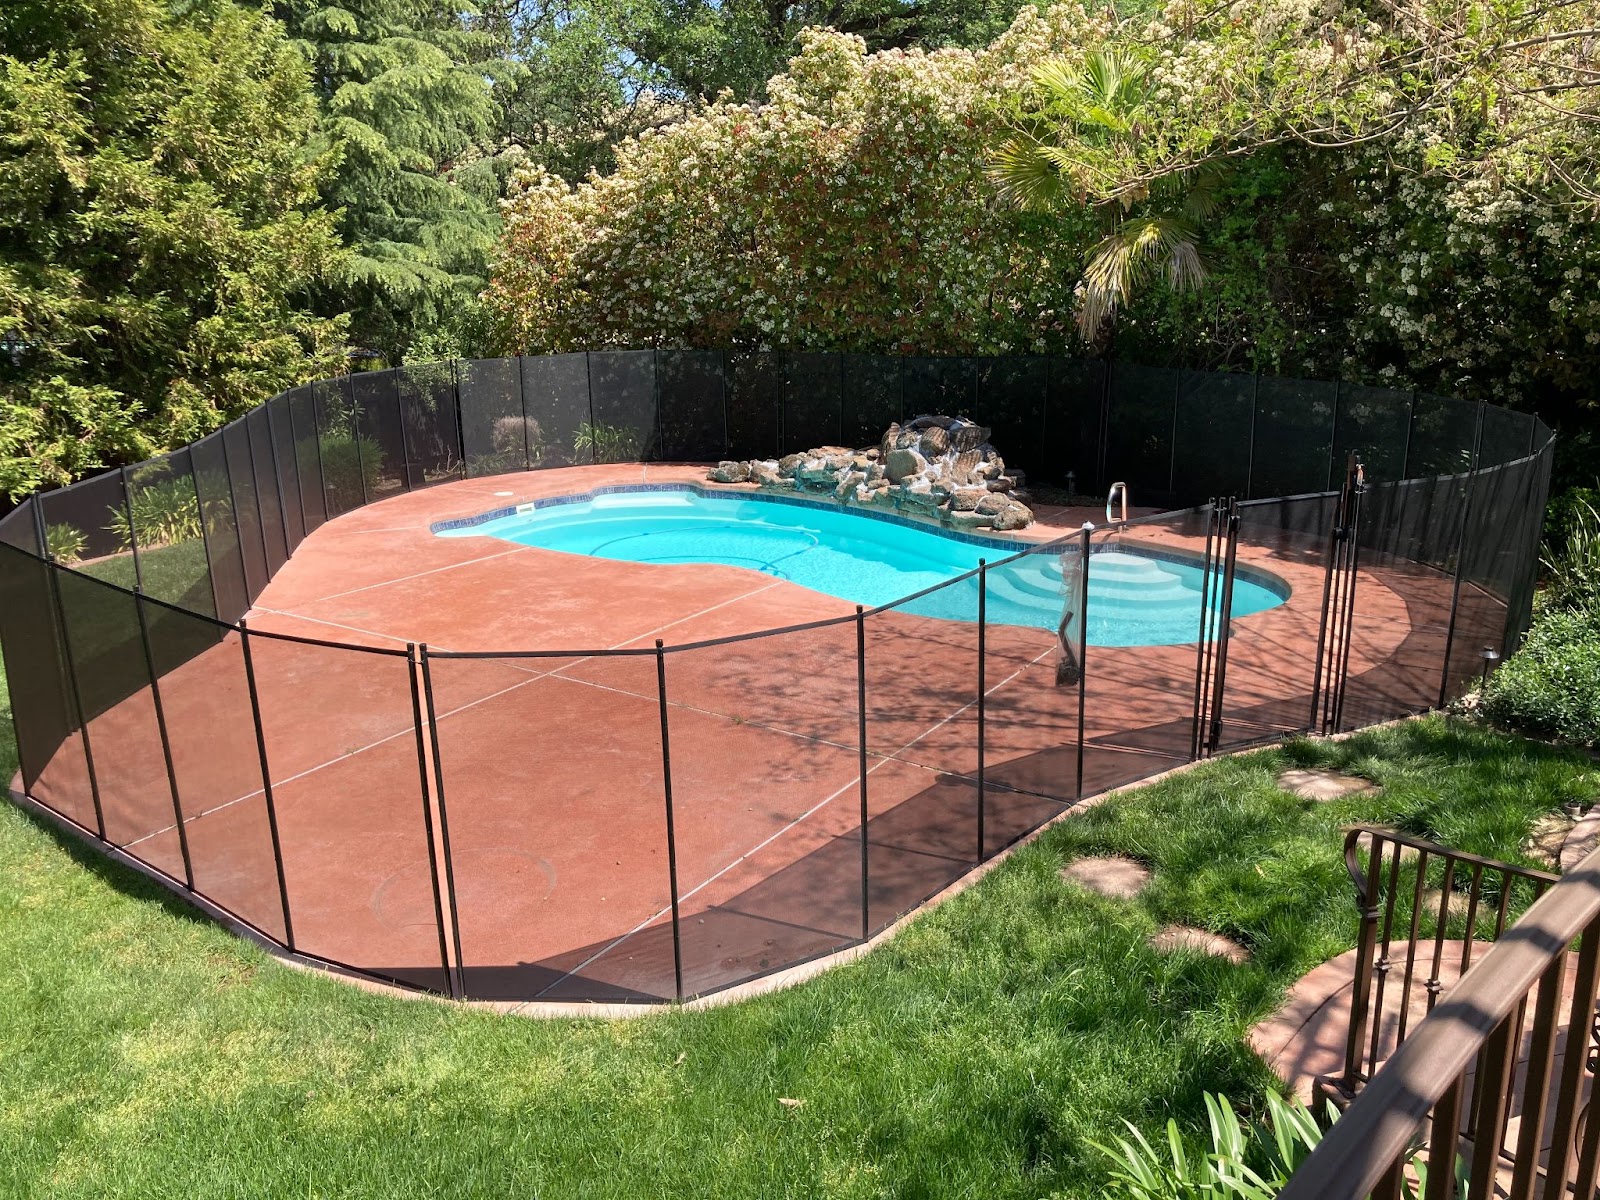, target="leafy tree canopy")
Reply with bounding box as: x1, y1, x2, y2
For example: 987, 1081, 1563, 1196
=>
0, 0, 348, 501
